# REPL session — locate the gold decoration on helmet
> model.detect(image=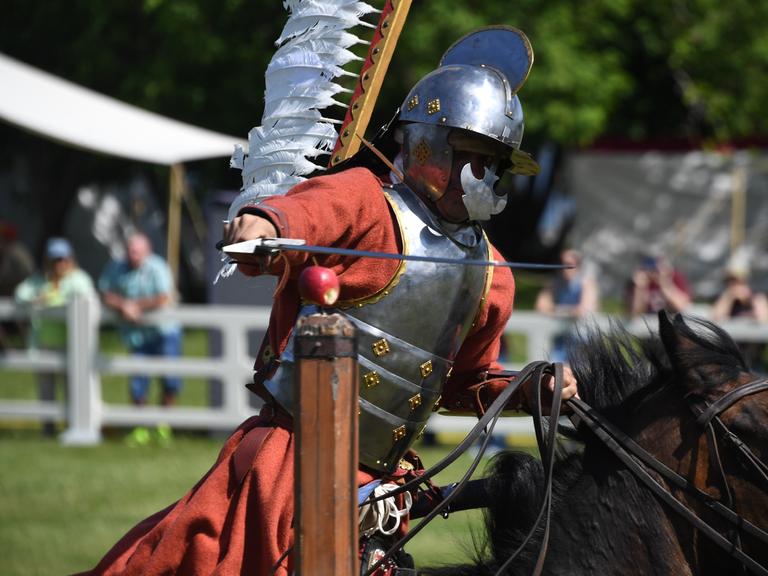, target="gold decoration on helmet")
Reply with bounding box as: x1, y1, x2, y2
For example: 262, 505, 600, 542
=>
409, 393, 422, 411
509, 148, 540, 176
419, 360, 433, 378
426, 98, 441, 114
407, 94, 419, 111
414, 139, 431, 164
393, 425, 407, 442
